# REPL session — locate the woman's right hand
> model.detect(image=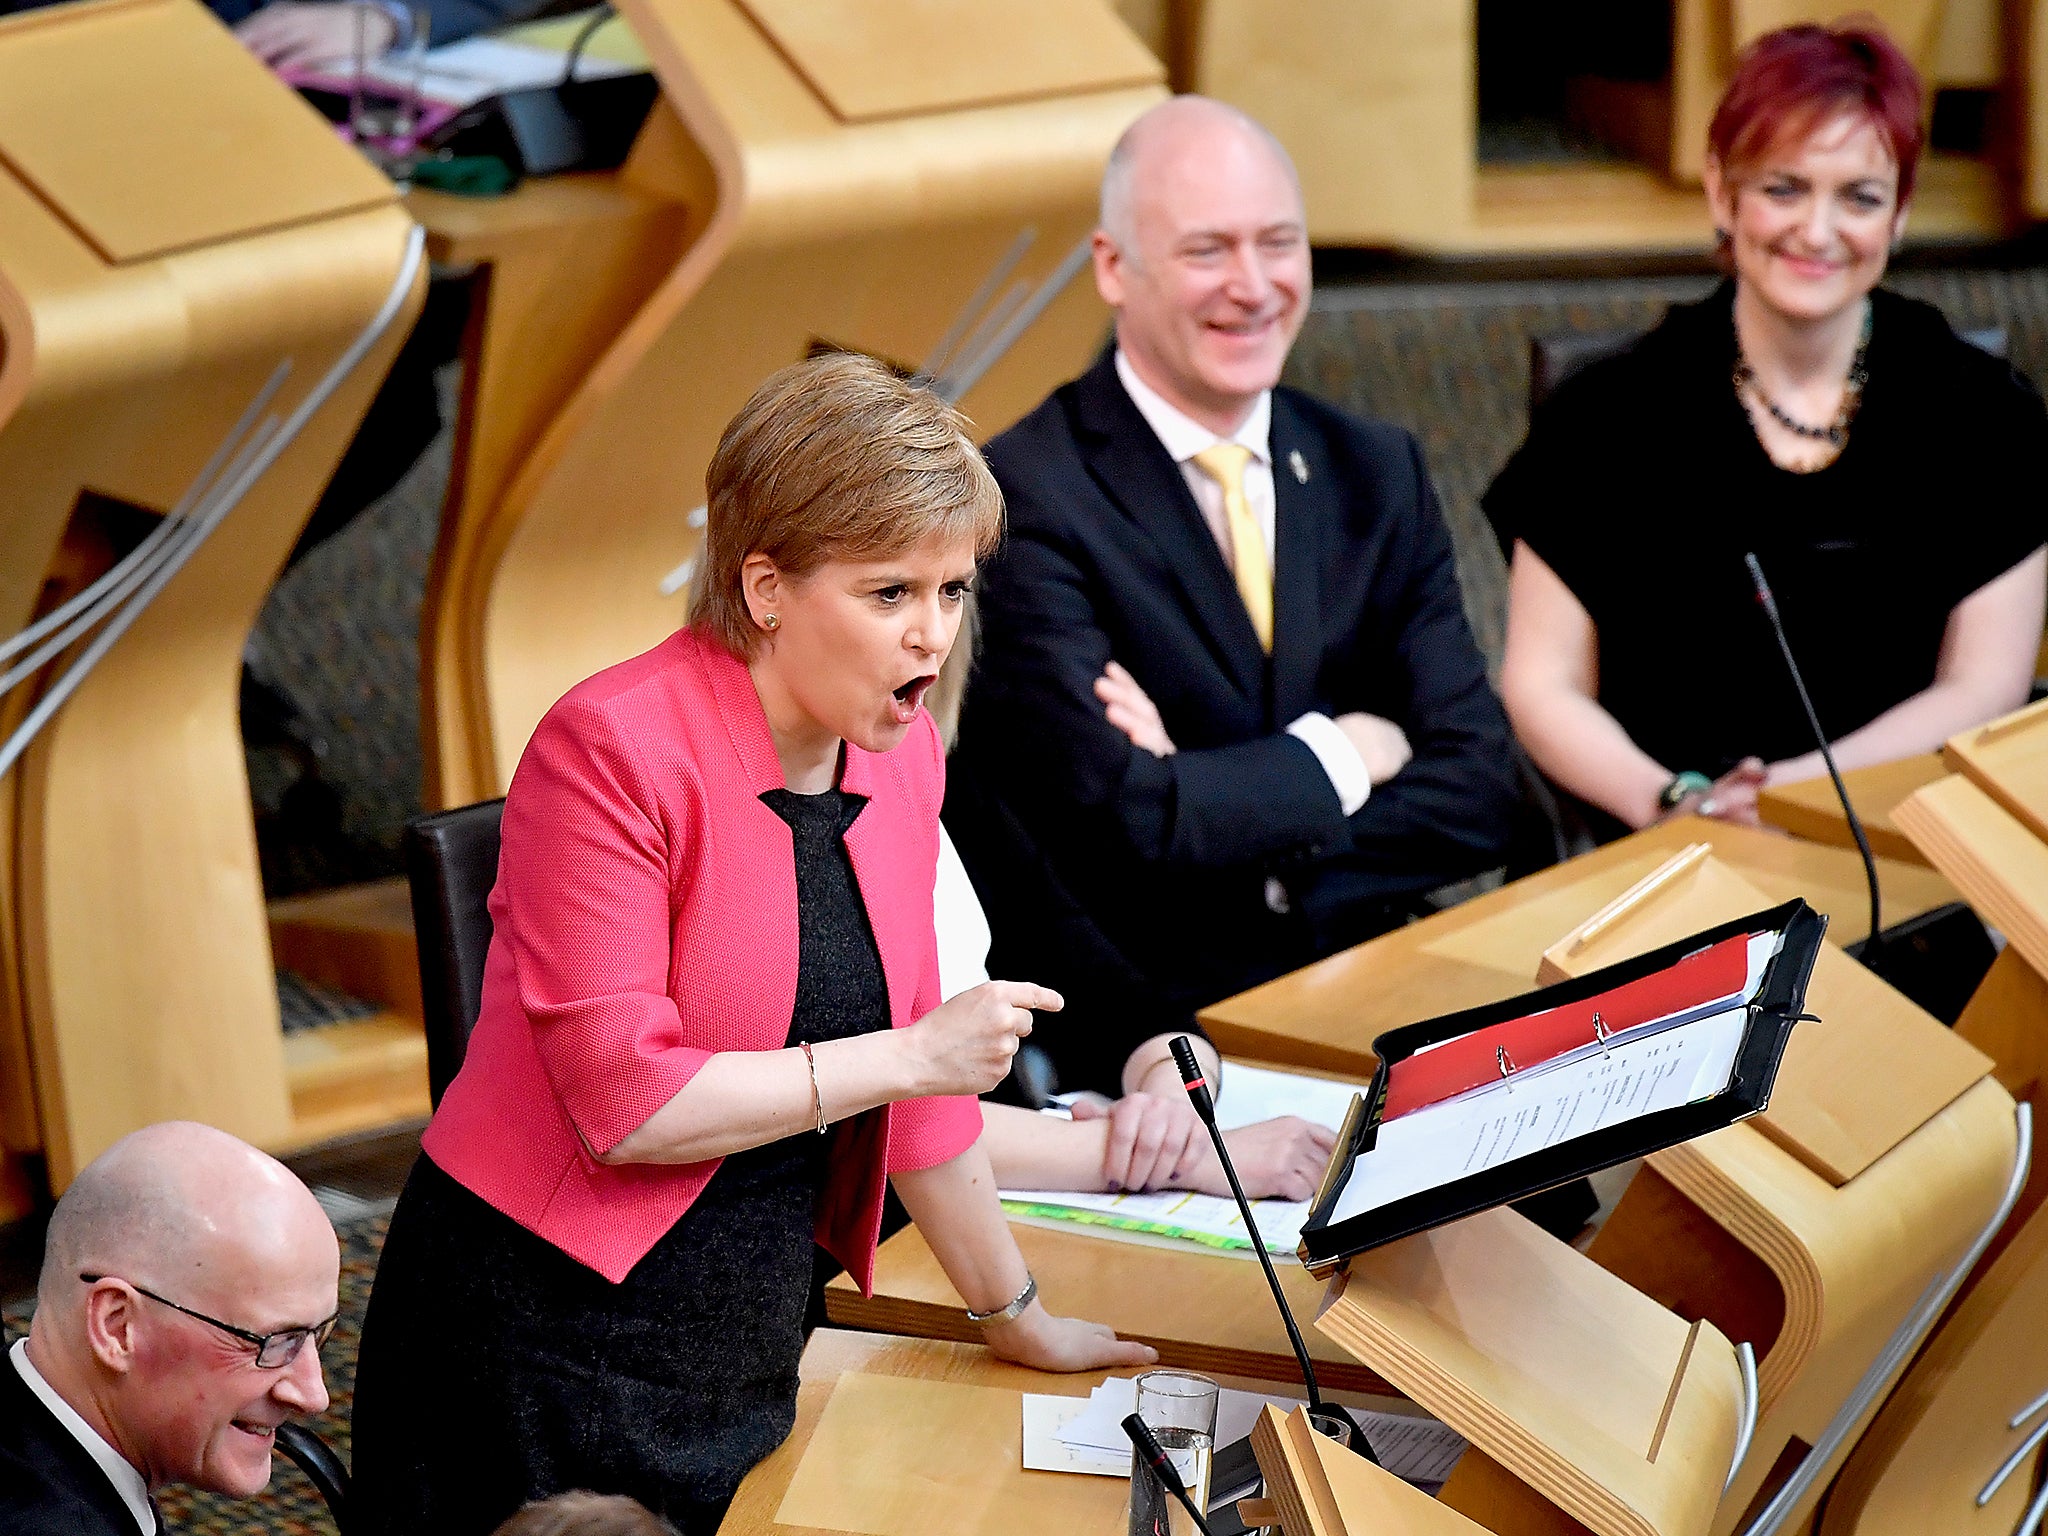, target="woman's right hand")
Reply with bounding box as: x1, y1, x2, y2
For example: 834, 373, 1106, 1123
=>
983, 1302, 1158, 1373
903, 980, 1063, 1097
